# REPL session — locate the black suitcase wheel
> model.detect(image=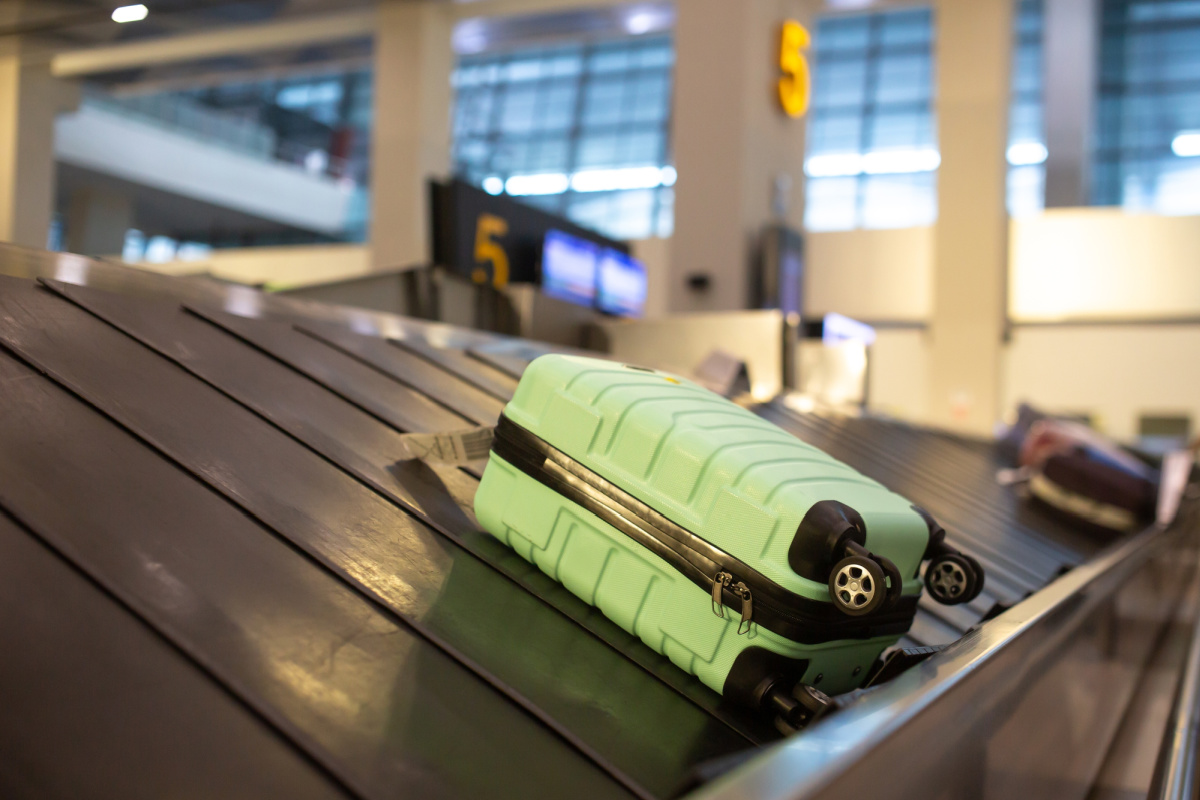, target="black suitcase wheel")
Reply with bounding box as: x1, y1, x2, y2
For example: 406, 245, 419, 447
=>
829, 556, 885, 616
925, 553, 979, 605
960, 553, 985, 602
